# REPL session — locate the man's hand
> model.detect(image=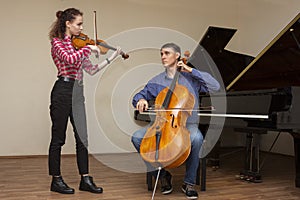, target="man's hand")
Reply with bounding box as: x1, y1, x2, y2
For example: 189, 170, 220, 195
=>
177, 60, 192, 73
136, 99, 148, 113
